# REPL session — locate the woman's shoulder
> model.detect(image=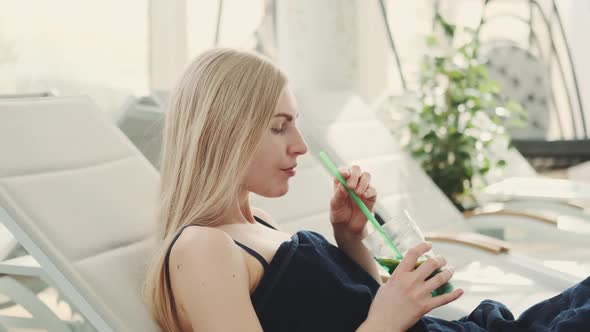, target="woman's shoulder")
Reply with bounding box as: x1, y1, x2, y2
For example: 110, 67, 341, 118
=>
166, 226, 260, 330
167, 226, 251, 293
170, 225, 239, 262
